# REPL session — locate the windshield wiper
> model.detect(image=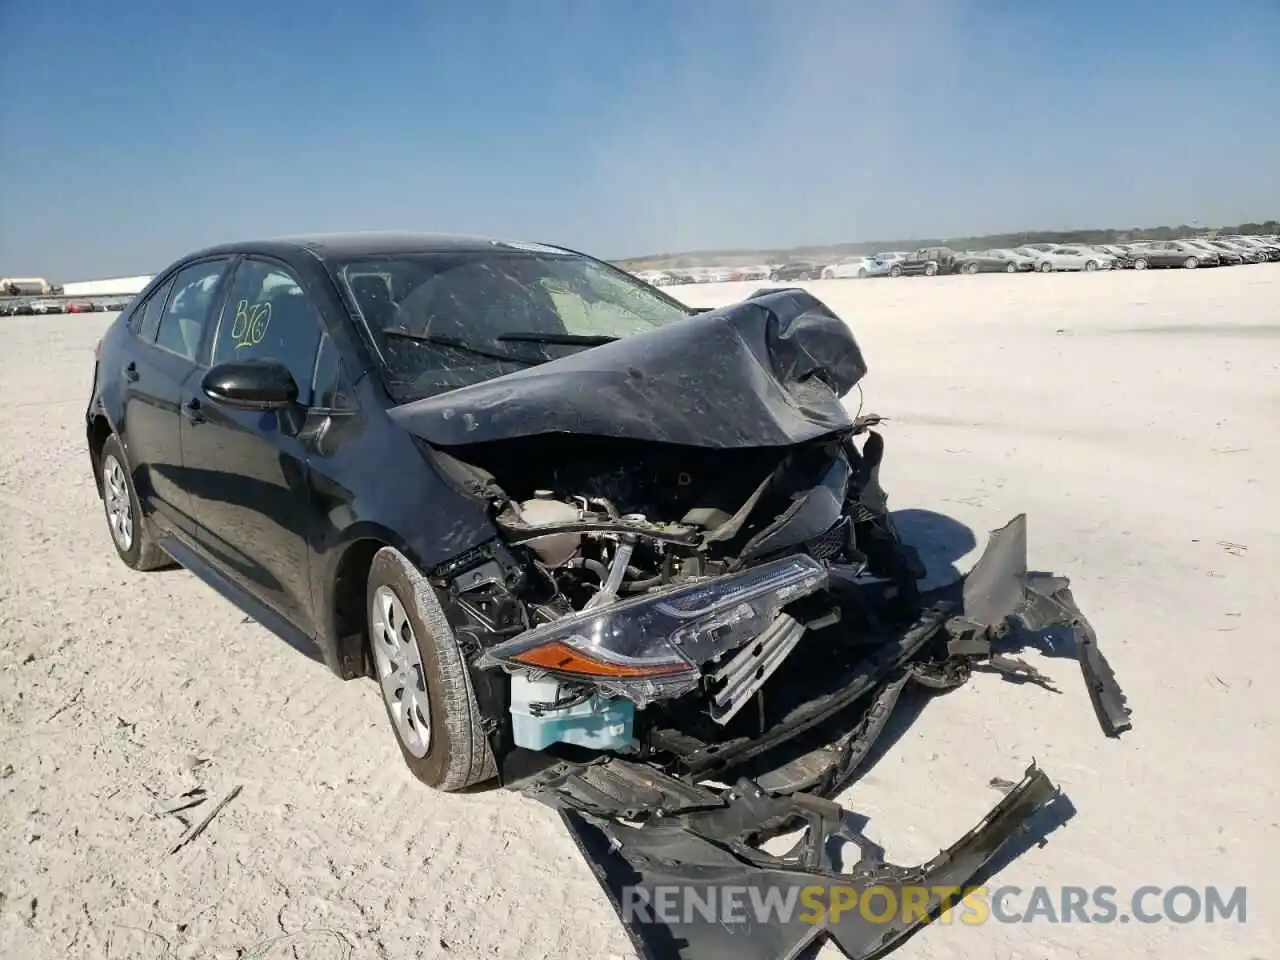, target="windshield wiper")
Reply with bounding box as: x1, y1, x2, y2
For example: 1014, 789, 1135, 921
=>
382, 330, 542, 366
495, 332, 619, 346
